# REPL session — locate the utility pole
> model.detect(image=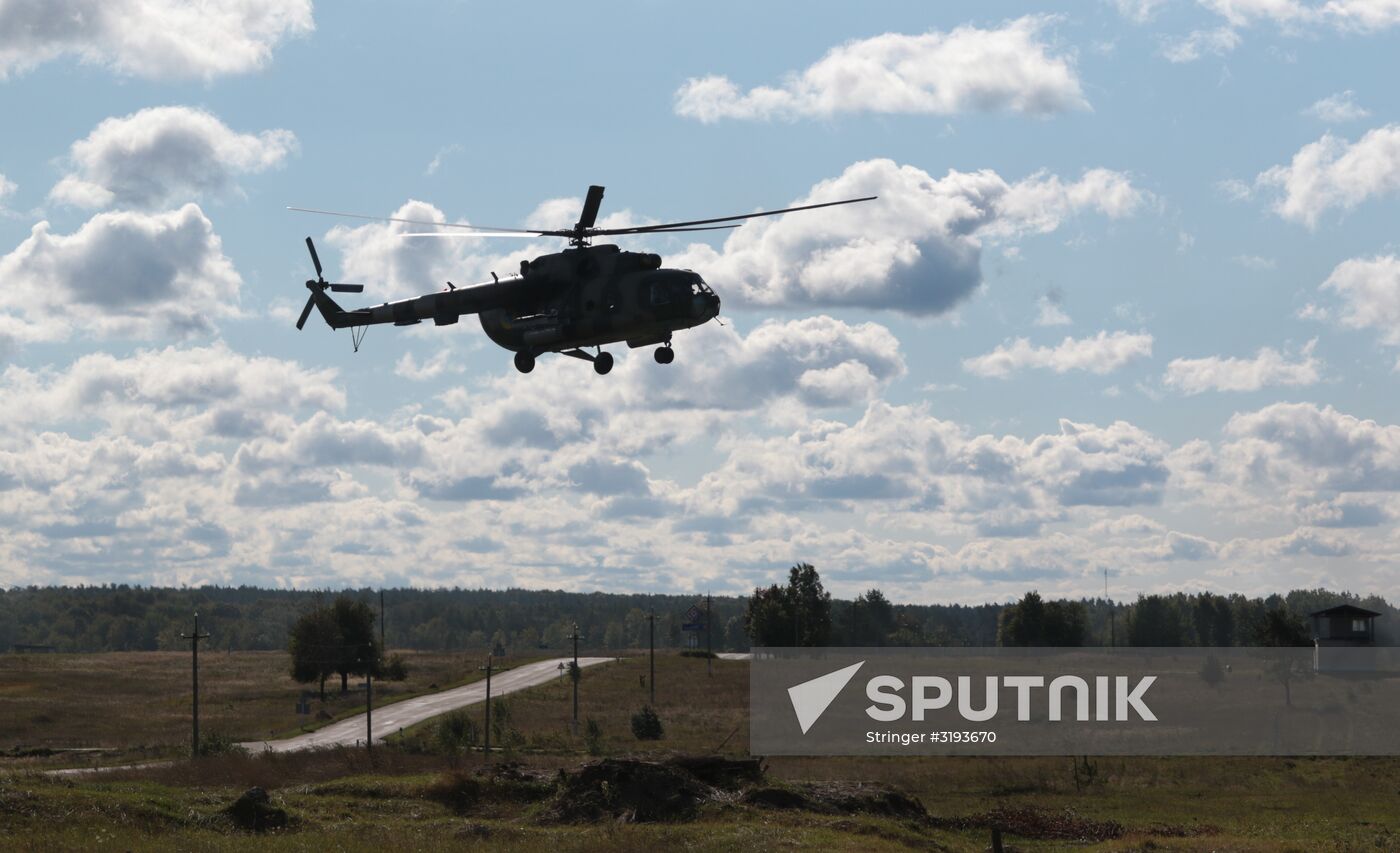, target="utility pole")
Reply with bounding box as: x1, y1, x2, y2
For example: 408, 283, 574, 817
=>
706, 592, 713, 677
1105, 568, 1116, 648
647, 611, 656, 706
479, 655, 494, 756
179, 612, 210, 759
379, 589, 385, 651
364, 644, 373, 754
567, 623, 583, 732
